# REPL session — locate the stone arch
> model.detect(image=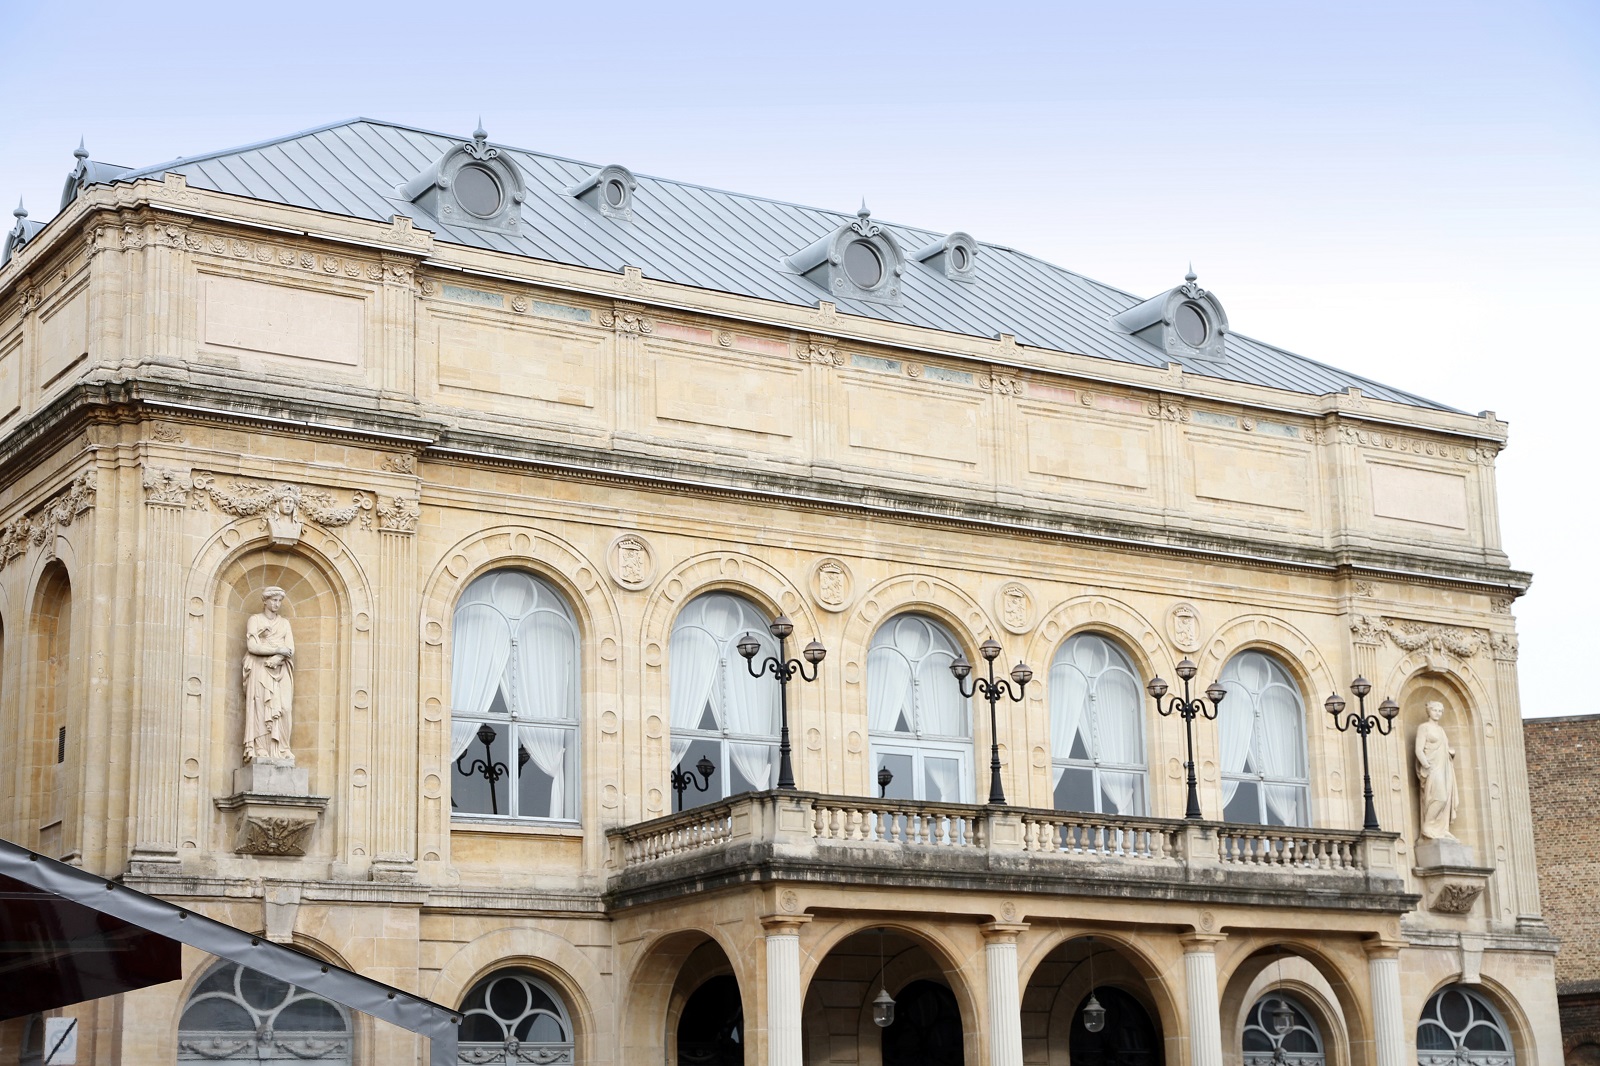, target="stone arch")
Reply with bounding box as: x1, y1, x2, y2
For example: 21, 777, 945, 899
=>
1017, 927, 1183, 1061
429, 925, 608, 1066
638, 552, 817, 817
416, 525, 622, 866
798, 918, 983, 1066
183, 520, 371, 865
1218, 937, 1370, 1066
619, 926, 758, 1066
1026, 596, 1166, 815
1195, 614, 1339, 828
837, 574, 998, 800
